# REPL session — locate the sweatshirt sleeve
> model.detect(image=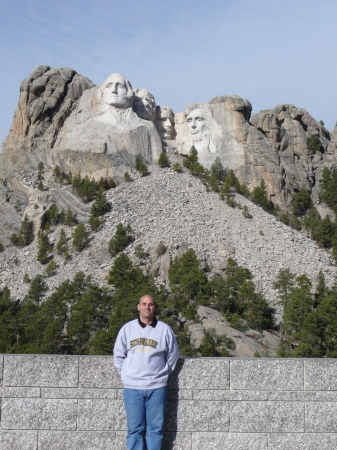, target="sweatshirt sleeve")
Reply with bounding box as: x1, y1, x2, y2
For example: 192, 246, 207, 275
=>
166, 328, 180, 374
113, 327, 127, 373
